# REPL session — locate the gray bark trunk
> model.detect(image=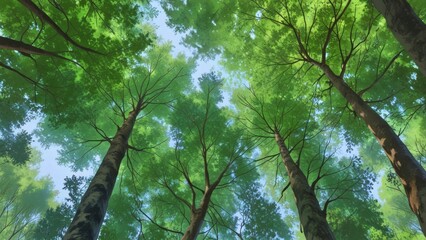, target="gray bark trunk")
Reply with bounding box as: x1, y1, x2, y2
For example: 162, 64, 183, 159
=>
371, 0, 426, 77
318, 63, 426, 235
274, 131, 335, 240
63, 109, 139, 239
